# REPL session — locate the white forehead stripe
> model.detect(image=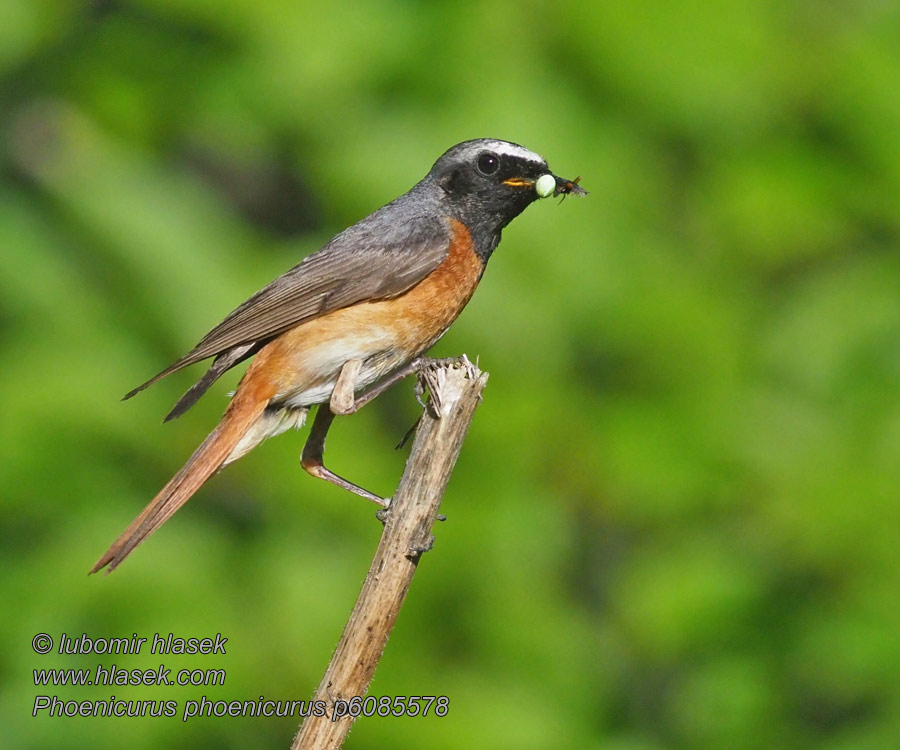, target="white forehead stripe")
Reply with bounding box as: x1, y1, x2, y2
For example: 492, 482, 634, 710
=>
483, 140, 545, 166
